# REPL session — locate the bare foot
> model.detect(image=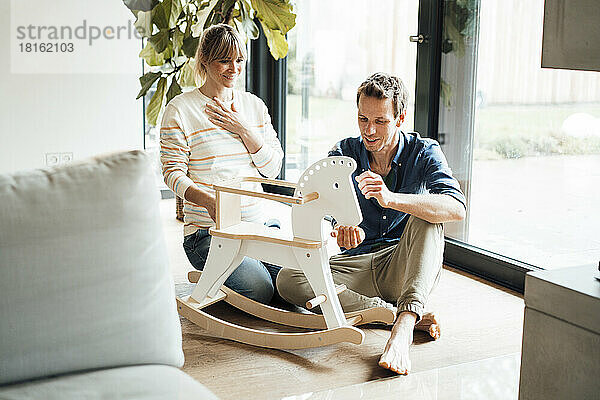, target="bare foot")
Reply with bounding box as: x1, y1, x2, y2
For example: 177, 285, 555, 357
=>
414, 312, 441, 340
378, 312, 416, 375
